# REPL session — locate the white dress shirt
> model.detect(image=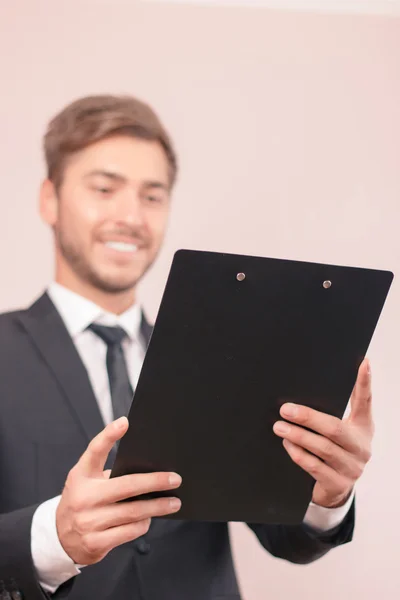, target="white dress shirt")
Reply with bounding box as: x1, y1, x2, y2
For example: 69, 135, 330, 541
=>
31, 282, 354, 594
